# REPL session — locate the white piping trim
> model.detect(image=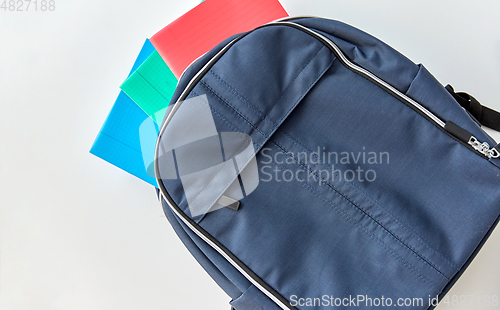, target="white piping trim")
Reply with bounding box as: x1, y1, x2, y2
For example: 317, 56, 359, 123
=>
155, 19, 450, 310
158, 193, 292, 310
178, 52, 208, 82
278, 22, 446, 128
157, 36, 240, 138
154, 34, 293, 310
